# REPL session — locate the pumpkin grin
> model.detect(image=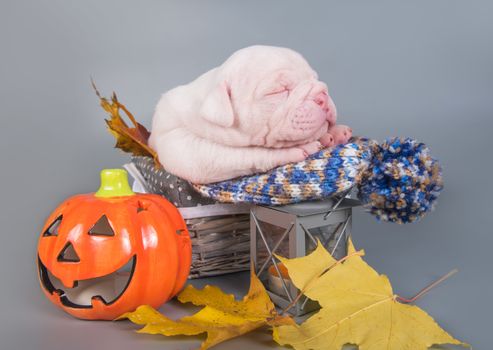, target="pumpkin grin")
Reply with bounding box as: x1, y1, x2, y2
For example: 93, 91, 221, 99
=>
38, 255, 136, 309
